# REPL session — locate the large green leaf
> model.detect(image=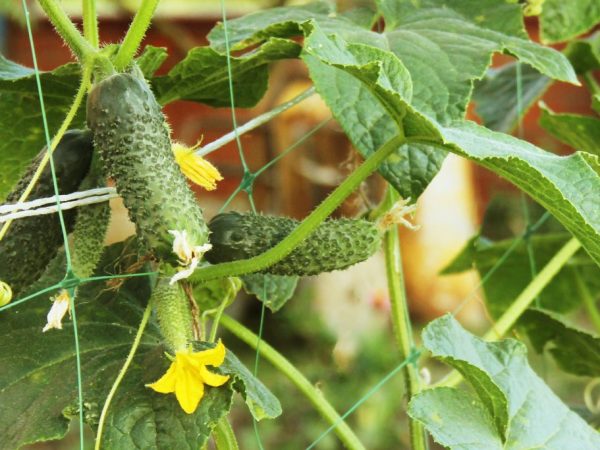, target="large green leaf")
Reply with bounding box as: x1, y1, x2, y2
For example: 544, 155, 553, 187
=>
0, 56, 82, 201
241, 273, 299, 312
0, 243, 234, 449
564, 31, 600, 74
520, 308, 600, 377
207, 1, 577, 200
153, 38, 300, 106
408, 315, 600, 449
473, 63, 552, 133
540, 0, 600, 44
443, 233, 600, 318
539, 103, 600, 156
